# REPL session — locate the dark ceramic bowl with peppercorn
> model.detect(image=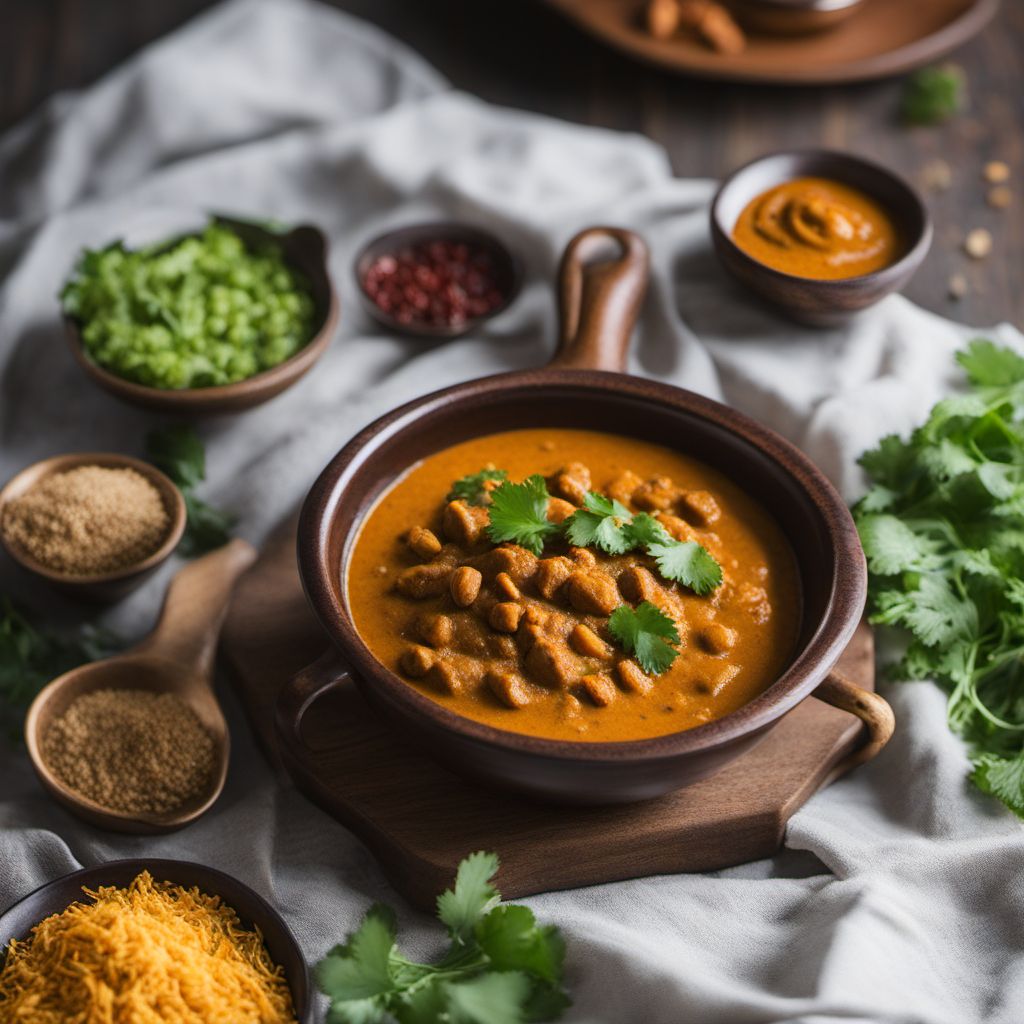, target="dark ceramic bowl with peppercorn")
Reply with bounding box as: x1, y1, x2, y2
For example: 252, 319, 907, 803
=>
355, 222, 522, 339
